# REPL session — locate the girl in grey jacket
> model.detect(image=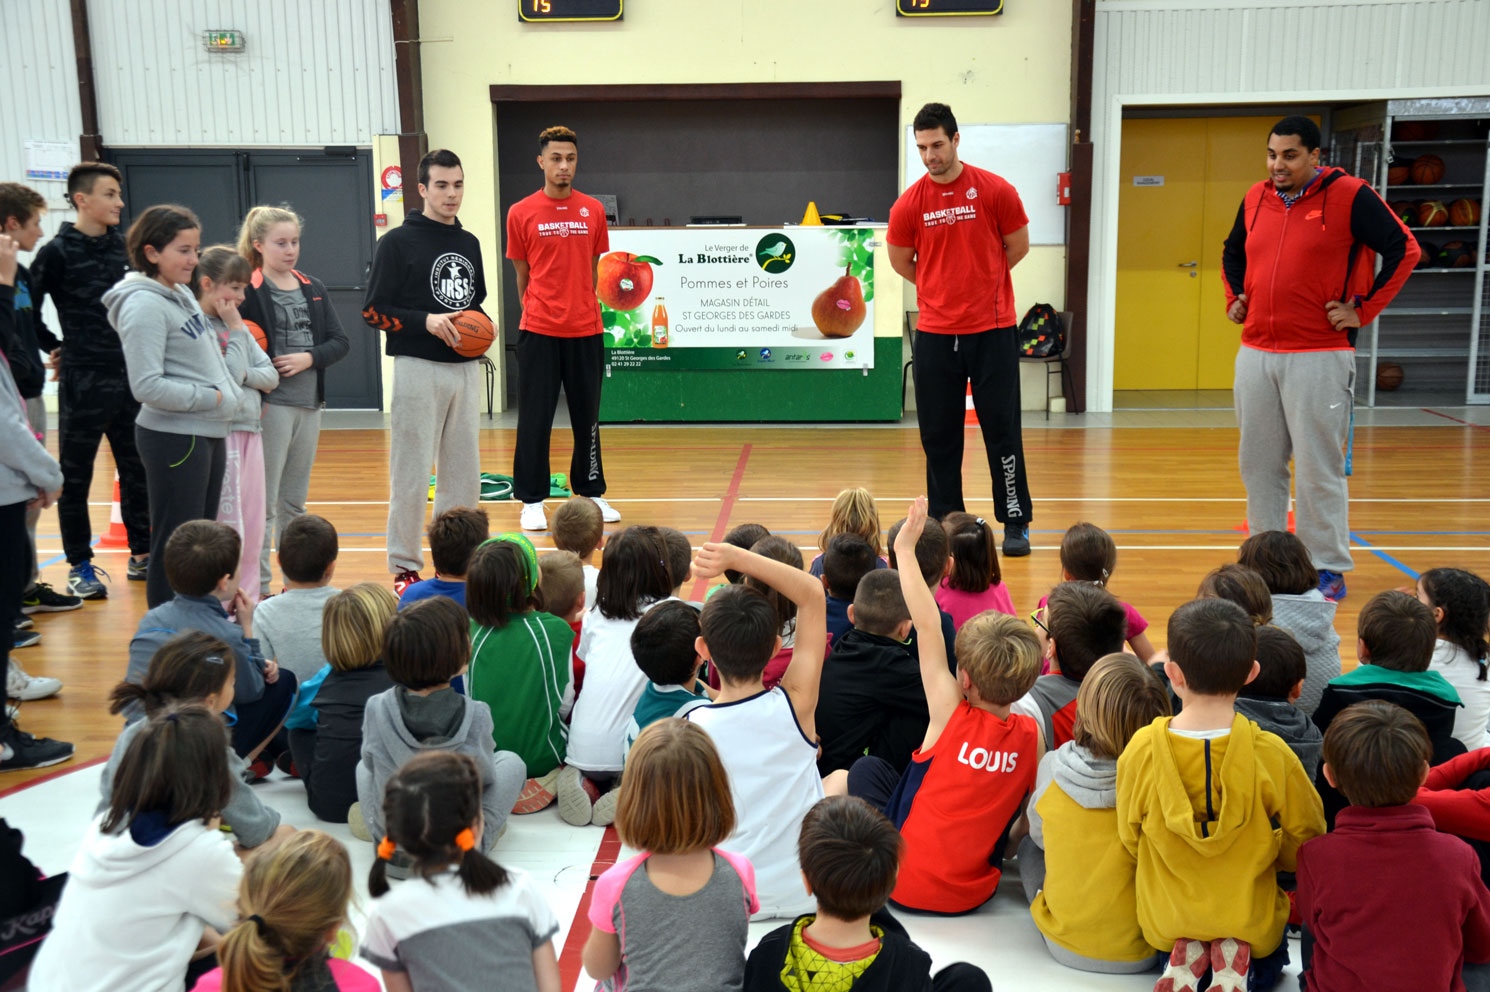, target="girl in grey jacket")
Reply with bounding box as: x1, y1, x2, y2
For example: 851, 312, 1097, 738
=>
105, 205, 240, 607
